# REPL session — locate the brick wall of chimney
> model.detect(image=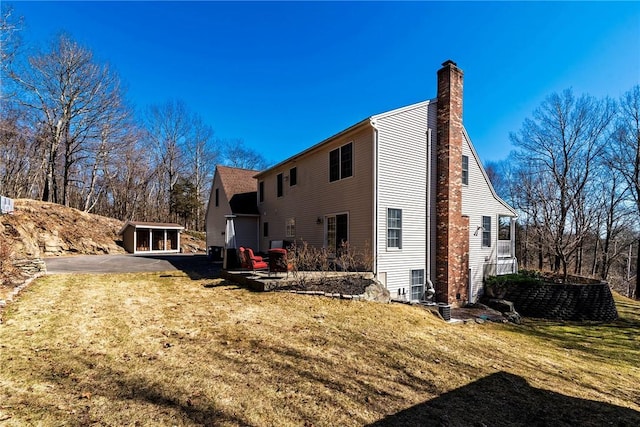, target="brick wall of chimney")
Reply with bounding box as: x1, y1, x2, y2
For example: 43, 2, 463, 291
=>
435, 60, 469, 306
